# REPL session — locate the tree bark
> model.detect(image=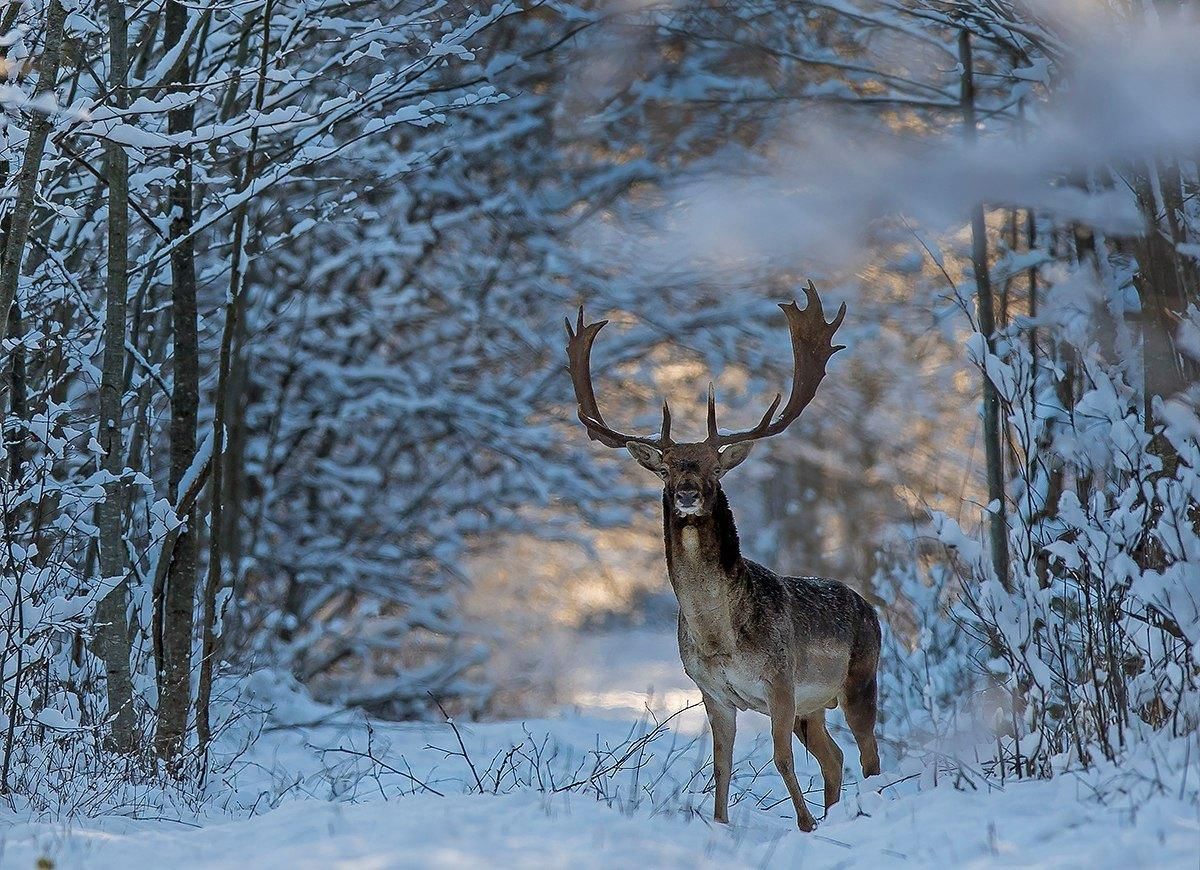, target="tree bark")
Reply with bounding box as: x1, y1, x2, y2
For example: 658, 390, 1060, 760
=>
196, 0, 275, 756
6, 301, 25, 485
0, 0, 66, 341
156, 0, 202, 763
1131, 162, 1200, 572
960, 30, 1011, 591
1134, 165, 1198, 421
0, 297, 27, 791
94, 0, 137, 754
